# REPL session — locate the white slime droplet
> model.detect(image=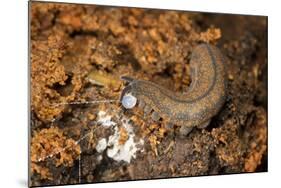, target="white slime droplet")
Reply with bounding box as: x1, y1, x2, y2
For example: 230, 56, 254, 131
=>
122, 93, 137, 109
